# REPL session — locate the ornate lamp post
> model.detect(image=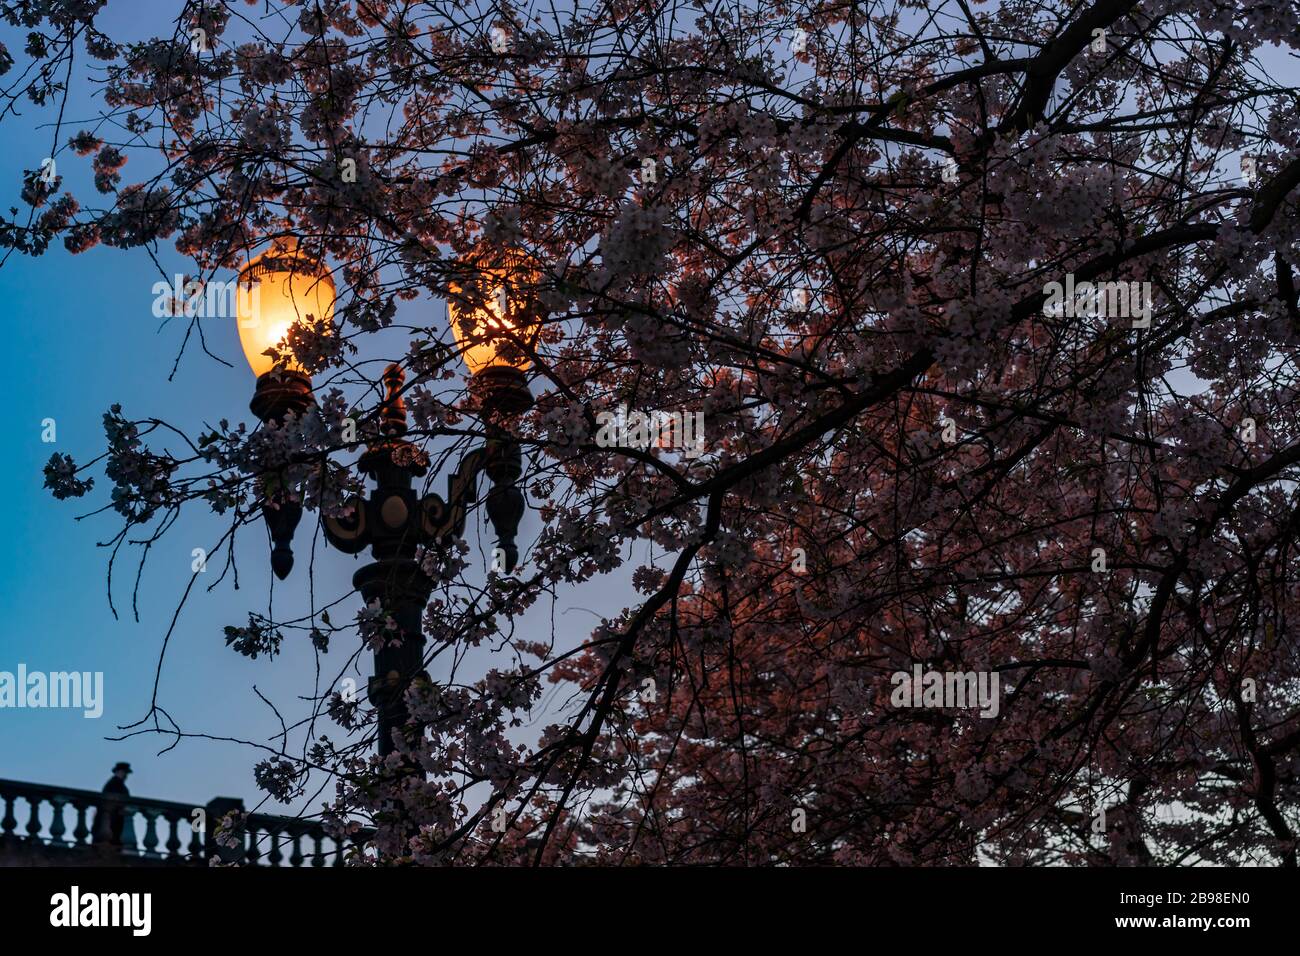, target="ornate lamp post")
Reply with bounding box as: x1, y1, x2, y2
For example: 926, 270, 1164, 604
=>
237, 240, 535, 757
